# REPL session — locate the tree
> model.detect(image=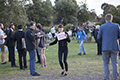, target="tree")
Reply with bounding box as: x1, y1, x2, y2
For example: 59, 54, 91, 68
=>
53, 0, 79, 25
117, 5, 120, 17
89, 9, 97, 22
77, 1, 90, 25
0, 0, 28, 27
101, 3, 117, 16
26, 0, 54, 26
